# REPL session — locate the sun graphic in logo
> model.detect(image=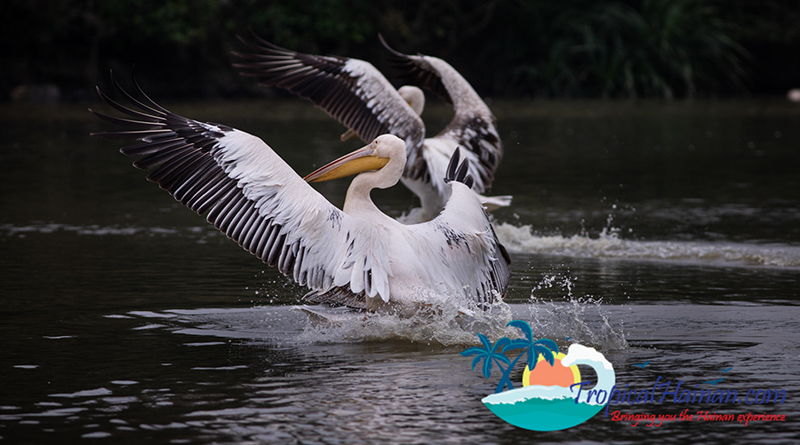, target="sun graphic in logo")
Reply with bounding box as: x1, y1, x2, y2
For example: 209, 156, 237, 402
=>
522, 351, 581, 388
